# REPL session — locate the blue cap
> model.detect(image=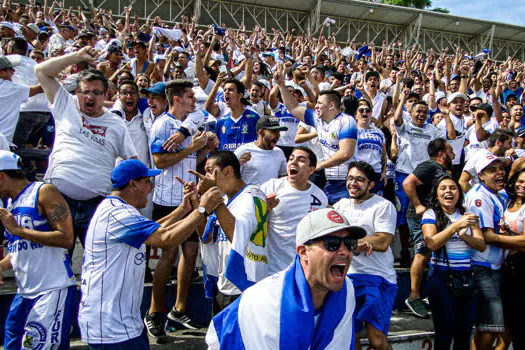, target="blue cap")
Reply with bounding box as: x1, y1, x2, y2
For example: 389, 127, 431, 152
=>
111, 159, 161, 189
141, 82, 167, 97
